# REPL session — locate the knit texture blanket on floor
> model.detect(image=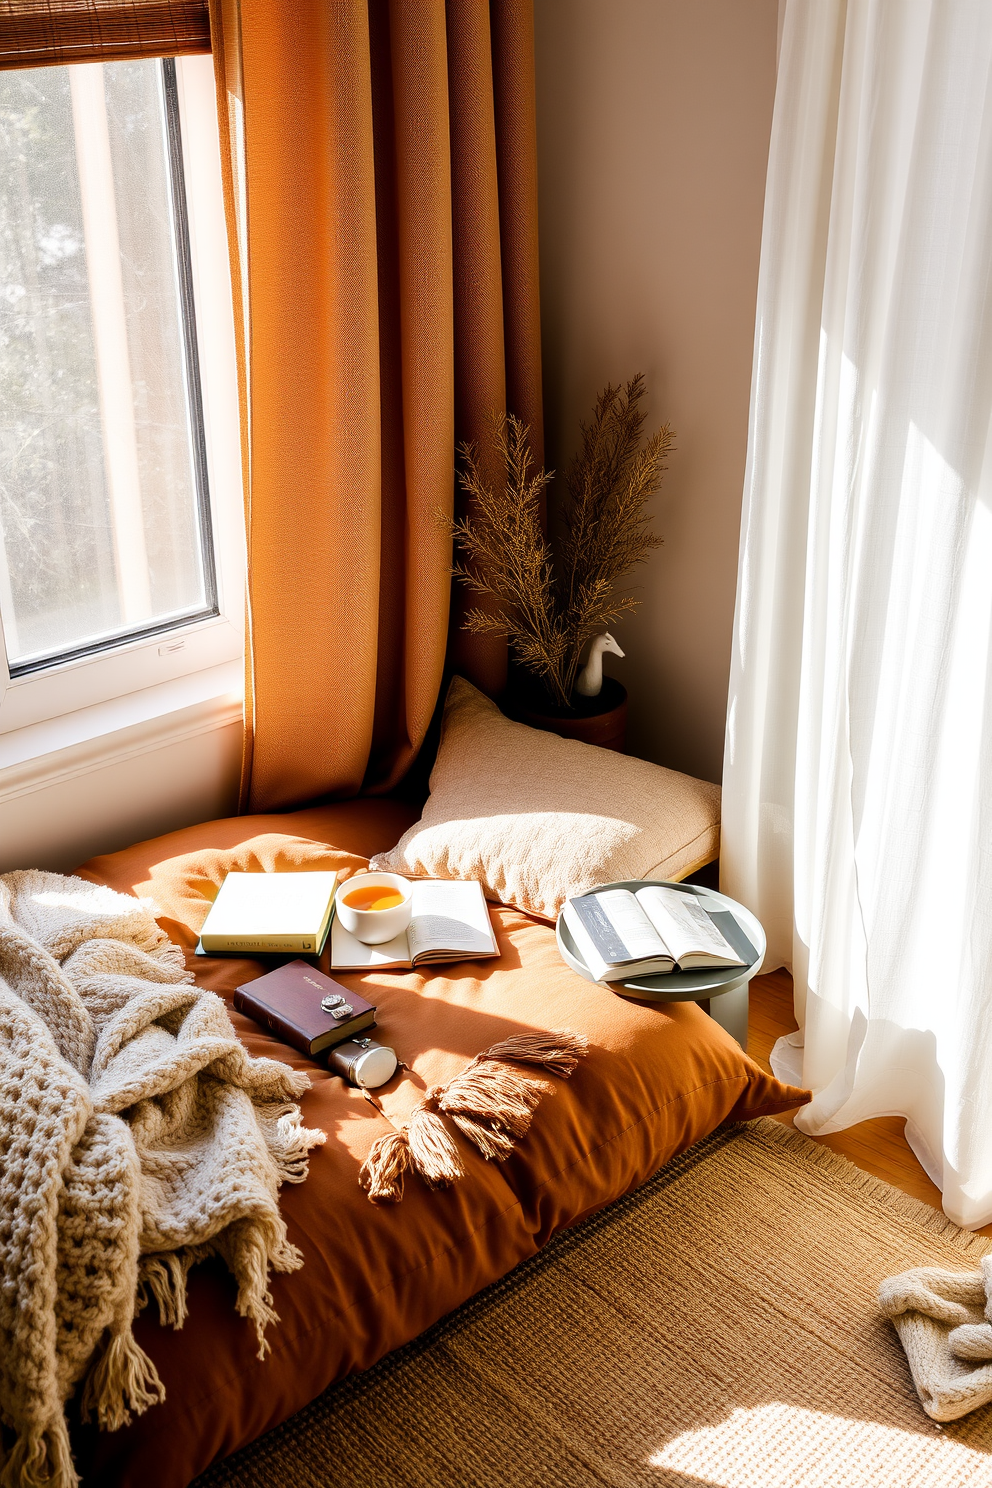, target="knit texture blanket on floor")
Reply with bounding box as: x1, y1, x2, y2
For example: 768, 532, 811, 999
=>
0, 870, 326, 1488
879, 1254, 992, 1421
